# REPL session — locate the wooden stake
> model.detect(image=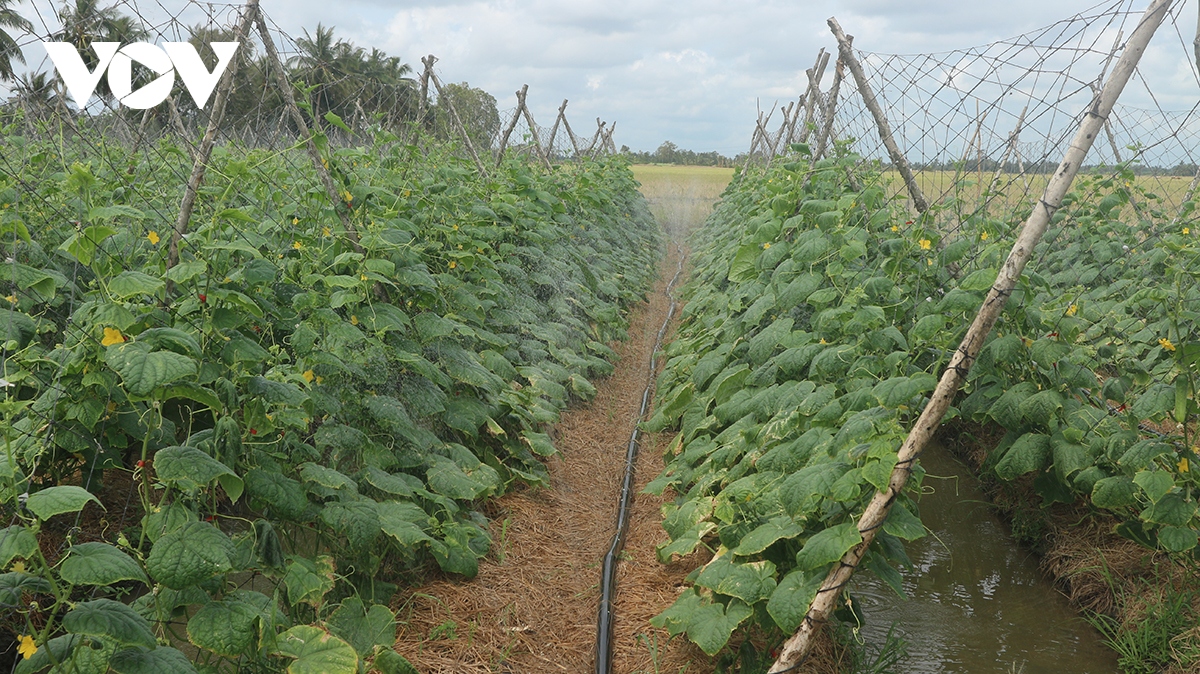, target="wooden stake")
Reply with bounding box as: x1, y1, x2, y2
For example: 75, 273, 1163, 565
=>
986, 105, 1026, 198
168, 0, 258, 273
560, 108, 581, 156
768, 2, 1173, 671
546, 99, 568, 159
495, 85, 526, 164
517, 87, 552, 169
828, 17, 929, 213
814, 53, 846, 161
798, 49, 830, 143
425, 64, 488, 176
